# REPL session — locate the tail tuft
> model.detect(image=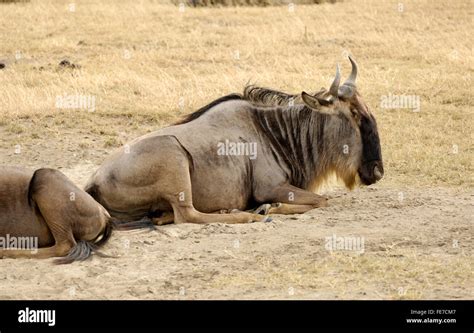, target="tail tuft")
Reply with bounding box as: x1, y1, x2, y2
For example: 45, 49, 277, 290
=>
54, 241, 96, 265
54, 217, 155, 264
